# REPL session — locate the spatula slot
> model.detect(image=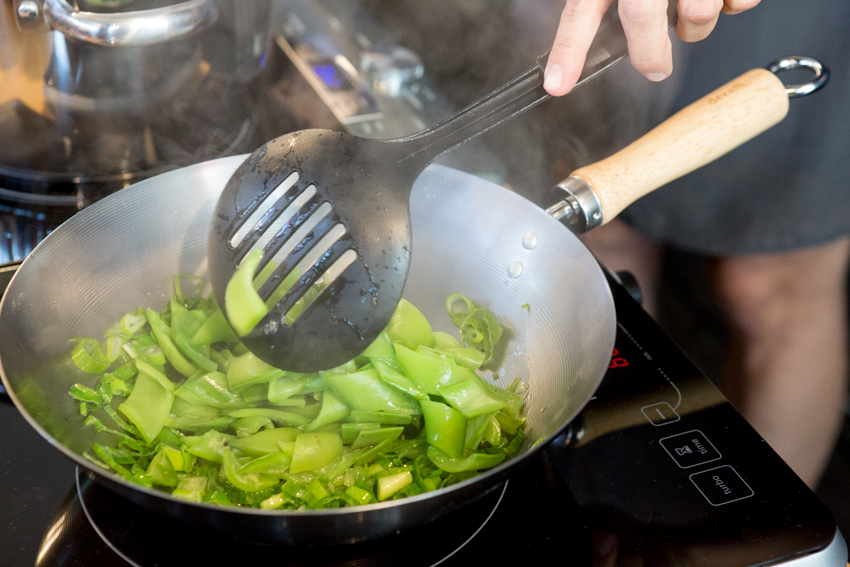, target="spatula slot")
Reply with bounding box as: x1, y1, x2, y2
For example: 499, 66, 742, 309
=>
277, 229, 355, 326
229, 171, 301, 248
256, 221, 352, 322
